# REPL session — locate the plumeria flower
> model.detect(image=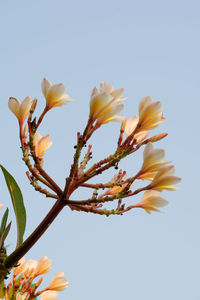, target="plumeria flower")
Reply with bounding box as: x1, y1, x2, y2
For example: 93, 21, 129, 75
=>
124, 115, 149, 143
8, 96, 32, 125
137, 96, 165, 131
136, 190, 168, 214
40, 291, 58, 300
48, 272, 69, 291
33, 132, 52, 158
35, 256, 52, 276
138, 143, 170, 180
42, 78, 74, 111
23, 259, 38, 278
89, 82, 127, 125
149, 165, 181, 191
